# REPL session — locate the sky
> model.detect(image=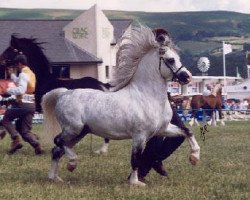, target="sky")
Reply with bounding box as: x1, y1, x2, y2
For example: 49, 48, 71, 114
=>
0, 0, 250, 14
